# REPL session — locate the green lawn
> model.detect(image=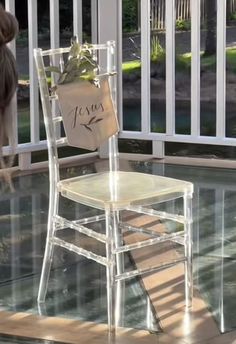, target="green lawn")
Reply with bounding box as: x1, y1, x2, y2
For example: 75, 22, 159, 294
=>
226, 47, 236, 71
122, 60, 141, 73
18, 47, 236, 82
121, 47, 236, 74
181, 48, 236, 71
